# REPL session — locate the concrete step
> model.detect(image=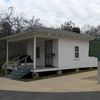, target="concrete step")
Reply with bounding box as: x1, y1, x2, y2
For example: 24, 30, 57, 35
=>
8, 69, 30, 80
